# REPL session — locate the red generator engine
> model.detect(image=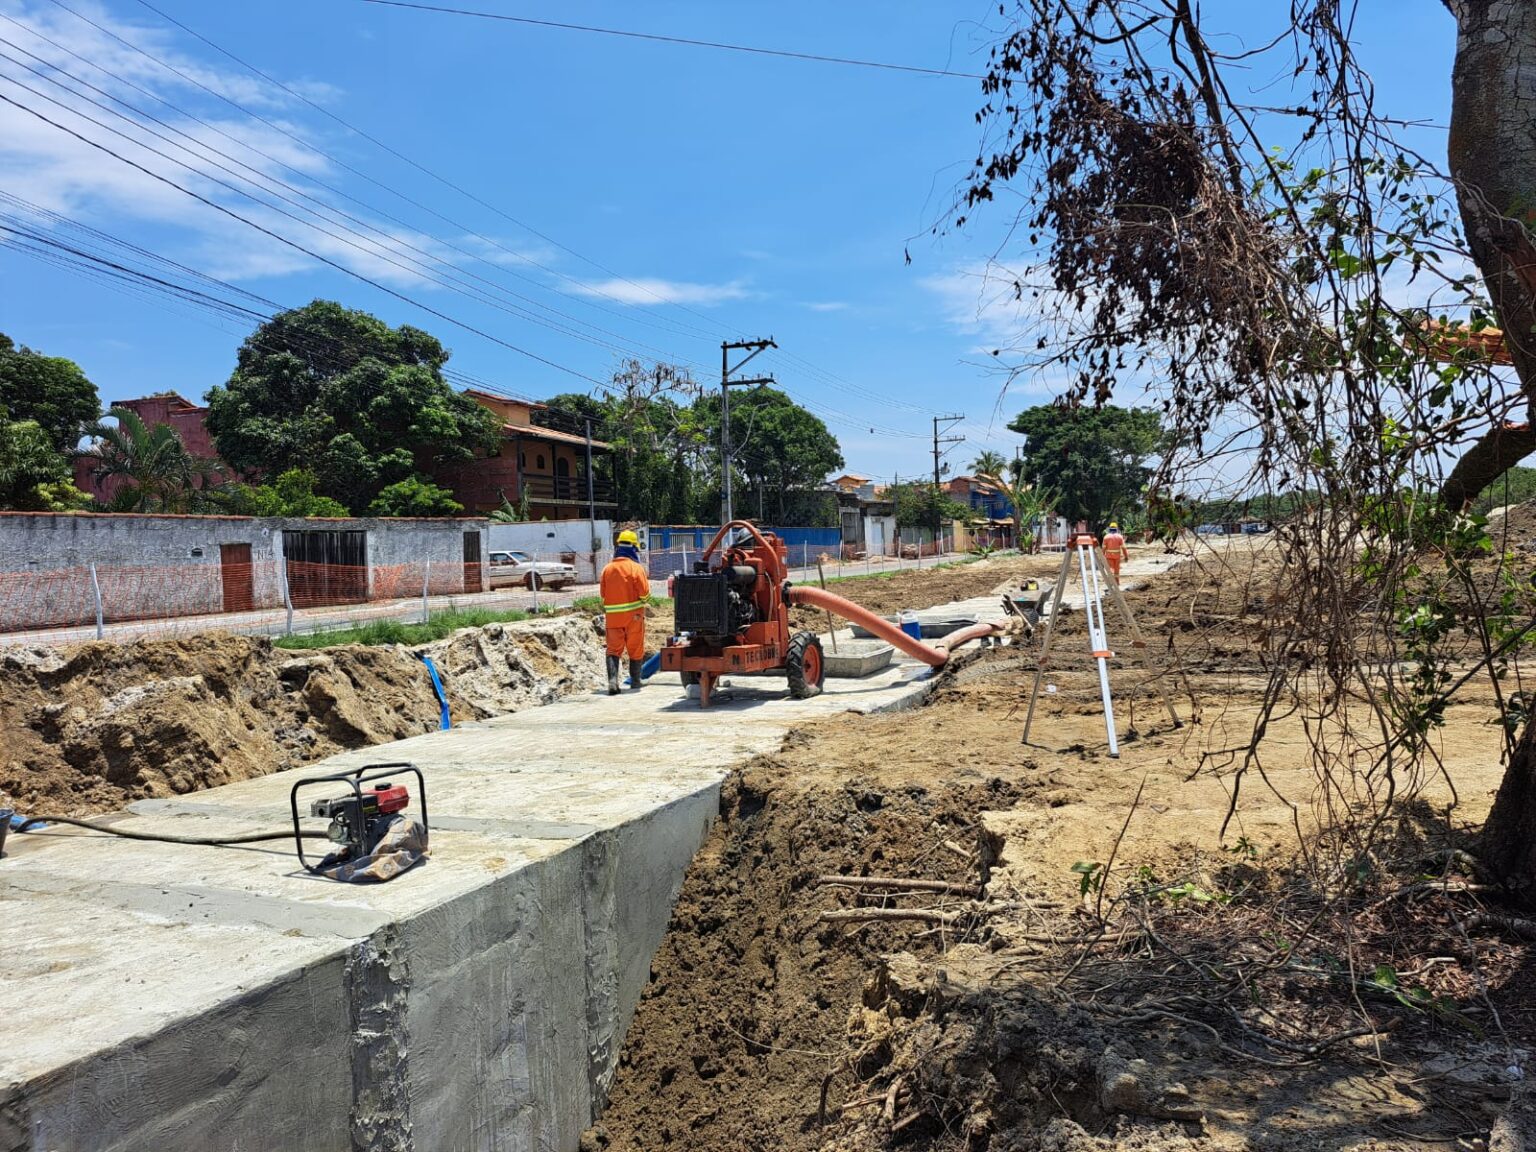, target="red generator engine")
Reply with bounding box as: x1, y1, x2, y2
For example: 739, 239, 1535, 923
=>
661, 520, 825, 707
